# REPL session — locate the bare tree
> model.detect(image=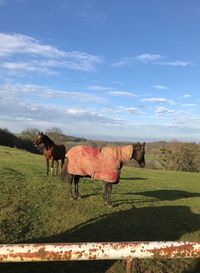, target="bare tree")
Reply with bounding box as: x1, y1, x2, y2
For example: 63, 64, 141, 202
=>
21, 128, 39, 141
45, 127, 65, 144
